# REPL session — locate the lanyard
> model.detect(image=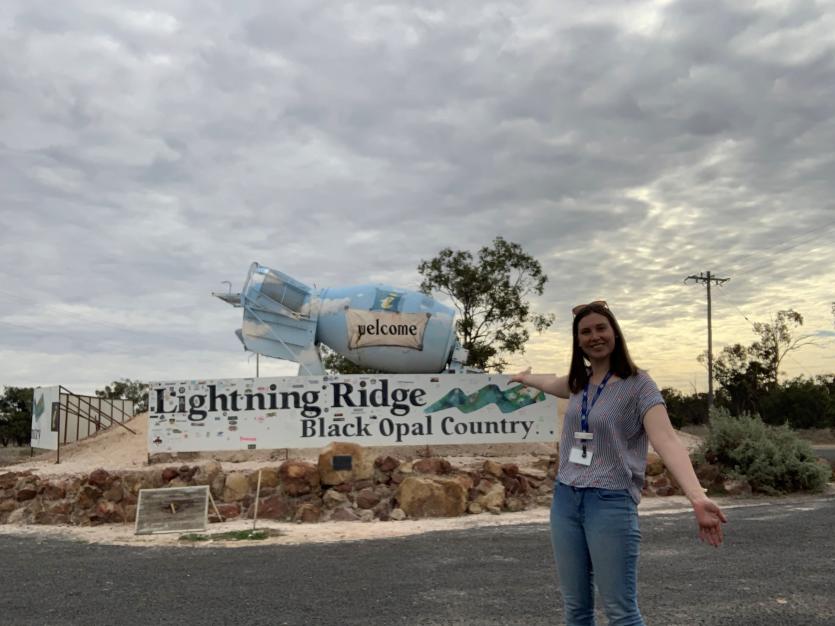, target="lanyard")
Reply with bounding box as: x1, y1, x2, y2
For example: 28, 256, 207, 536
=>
580, 371, 613, 432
